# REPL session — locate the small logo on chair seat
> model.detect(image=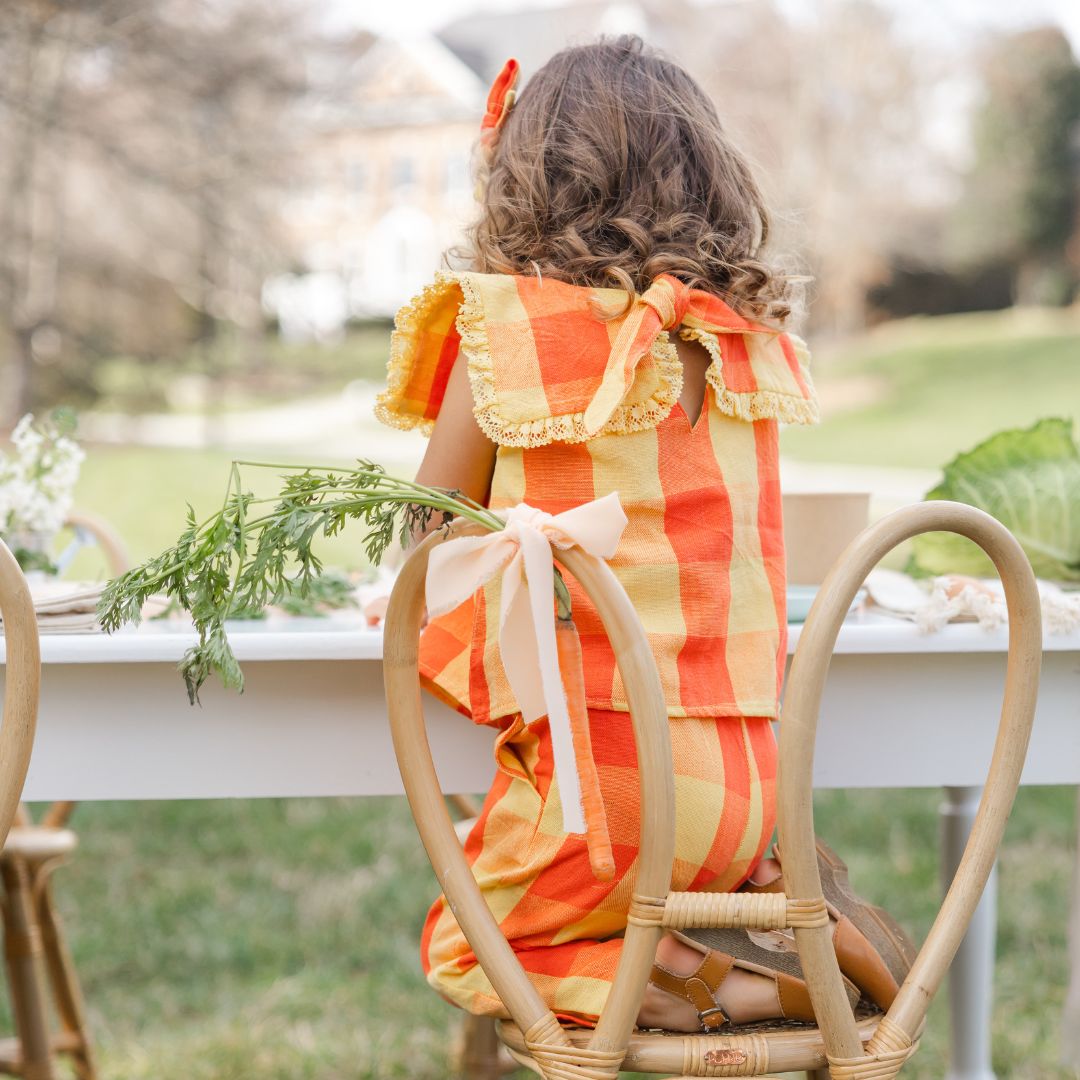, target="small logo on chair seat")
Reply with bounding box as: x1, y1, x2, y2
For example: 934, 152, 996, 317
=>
703, 1048, 748, 1066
